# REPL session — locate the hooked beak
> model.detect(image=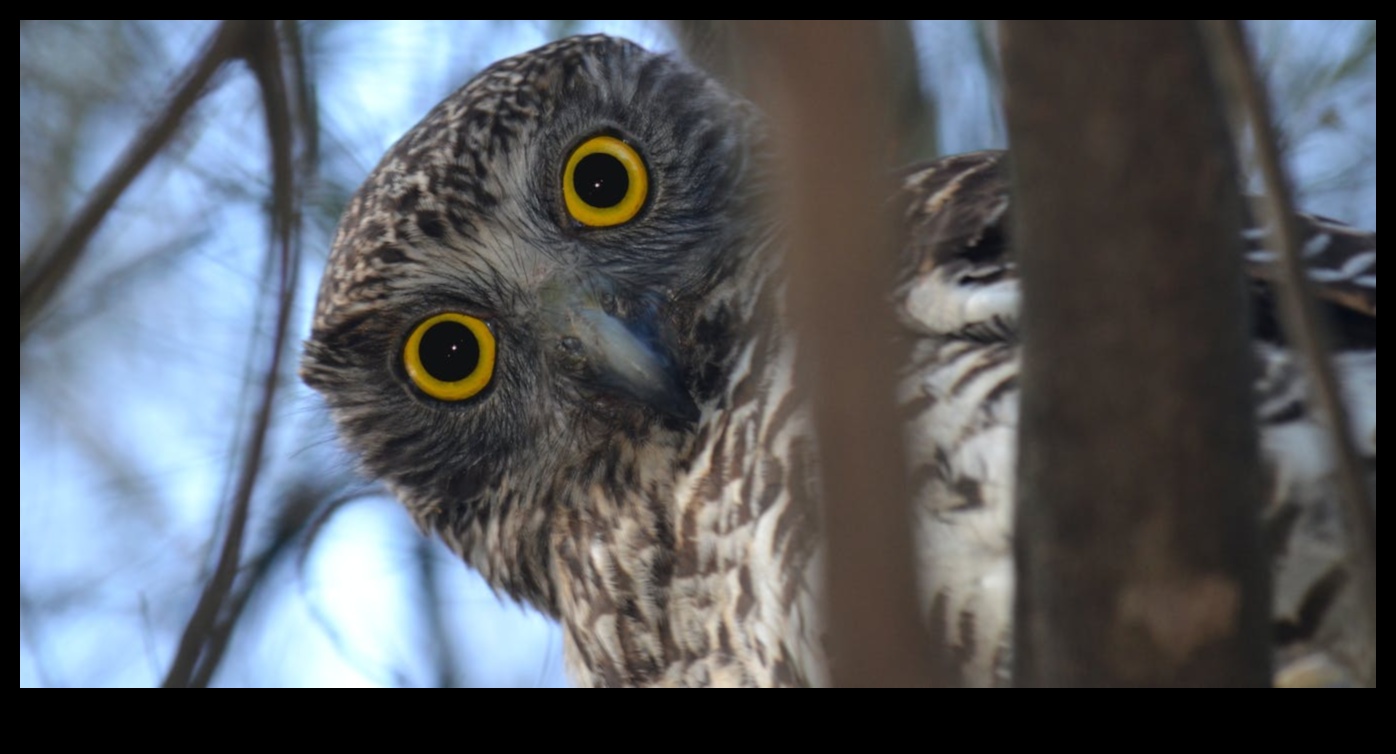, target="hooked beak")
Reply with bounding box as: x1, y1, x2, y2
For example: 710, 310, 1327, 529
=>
541, 277, 699, 424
